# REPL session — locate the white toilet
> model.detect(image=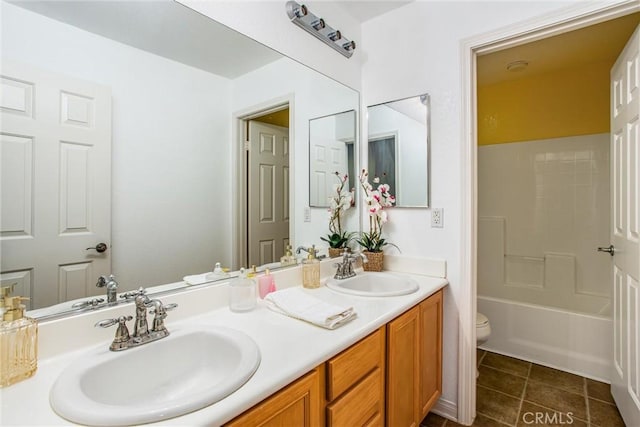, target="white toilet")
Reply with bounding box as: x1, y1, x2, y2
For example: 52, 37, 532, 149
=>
476, 312, 491, 345
476, 313, 491, 377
